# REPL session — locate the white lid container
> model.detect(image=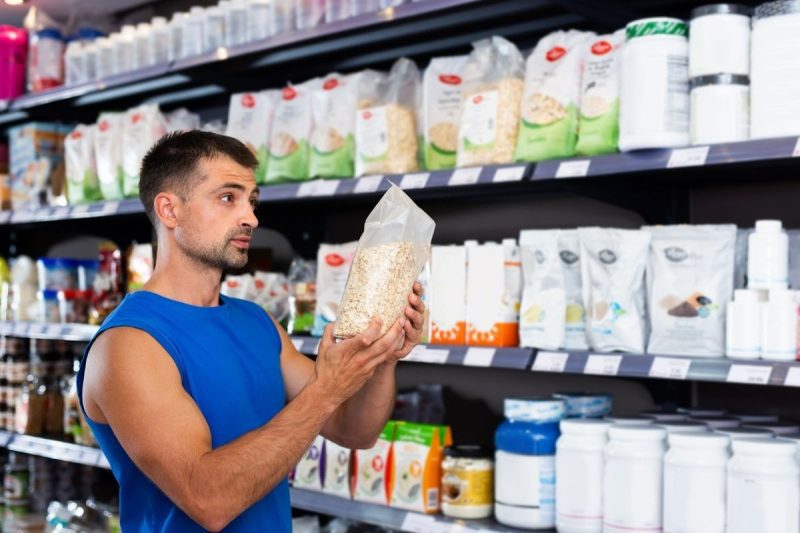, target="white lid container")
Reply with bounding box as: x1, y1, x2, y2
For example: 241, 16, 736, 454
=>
504, 396, 565, 422
691, 416, 741, 429
689, 4, 752, 77
690, 74, 750, 145
731, 412, 780, 423
748, 220, 789, 291
761, 289, 797, 361
678, 407, 727, 417
744, 421, 800, 435
605, 415, 654, 426
204, 5, 226, 51
640, 410, 688, 422
248, 0, 272, 41
716, 426, 775, 440
225, 0, 249, 47
726, 289, 764, 359
655, 420, 709, 434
